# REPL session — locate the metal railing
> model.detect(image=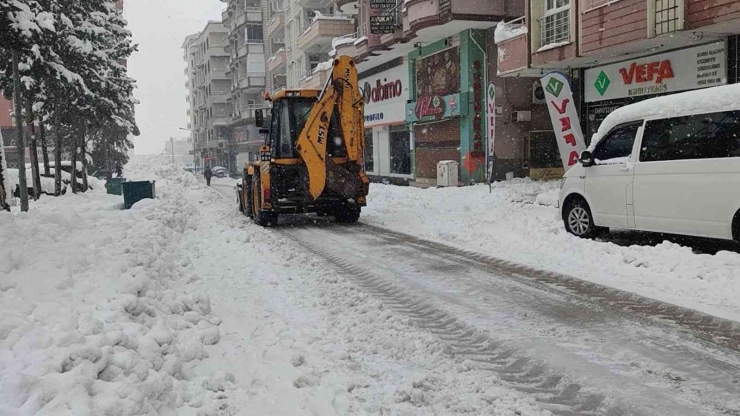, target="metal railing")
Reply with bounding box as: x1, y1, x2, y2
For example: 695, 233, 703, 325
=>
539, 9, 570, 47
